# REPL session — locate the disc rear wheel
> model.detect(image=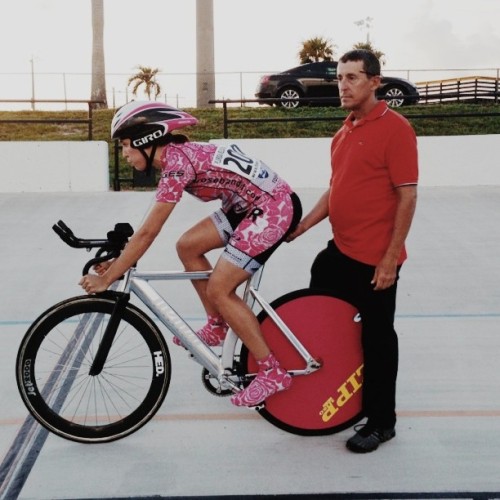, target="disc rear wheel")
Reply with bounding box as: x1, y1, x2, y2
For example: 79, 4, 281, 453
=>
241, 289, 364, 435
